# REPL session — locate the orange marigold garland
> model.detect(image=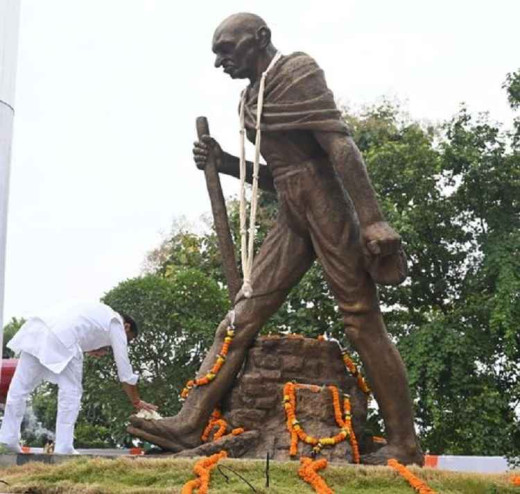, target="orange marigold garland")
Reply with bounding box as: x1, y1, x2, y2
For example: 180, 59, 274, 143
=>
201, 409, 222, 442
342, 393, 360, 464
327, 385, 360, 463
212, 420, 228, 440
181, 325, 235, 400
340, 348, 387, 449
283, 382, 299, 456
510, 474, 520, 486
298, 457, 334, 494
342, 350, 371, 395
181, 450, 228, 494
284, 382, 356, 459
201, 409, 245, 443
388, 458, 437, 494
